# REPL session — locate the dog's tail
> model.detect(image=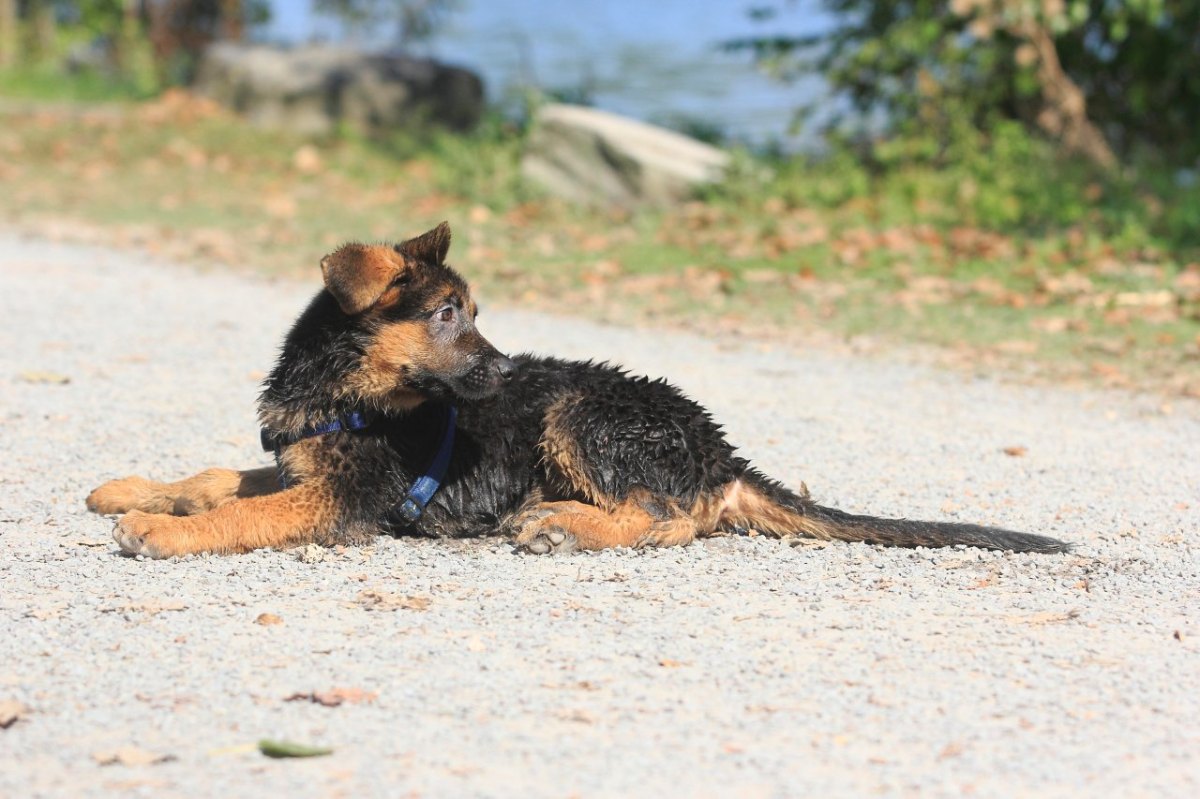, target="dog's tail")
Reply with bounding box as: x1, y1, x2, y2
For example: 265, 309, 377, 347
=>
719, 469, 1069, 554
